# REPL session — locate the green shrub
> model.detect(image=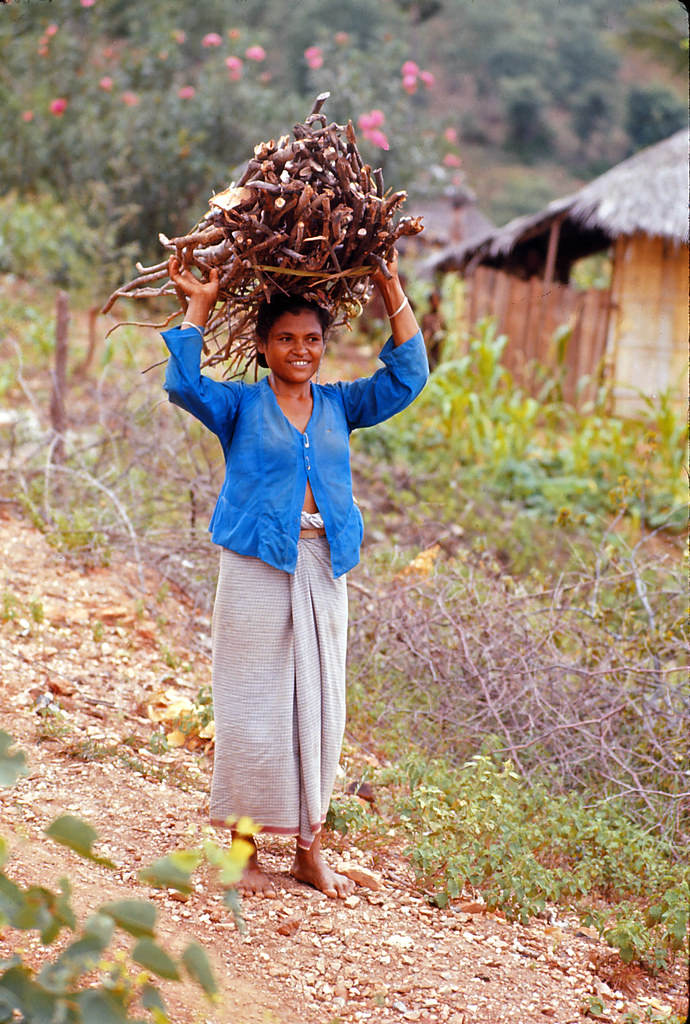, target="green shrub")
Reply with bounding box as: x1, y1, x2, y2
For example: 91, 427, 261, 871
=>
0, 730, 250, 1023
350, 749, 689, 969
356, 318, 686, 533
